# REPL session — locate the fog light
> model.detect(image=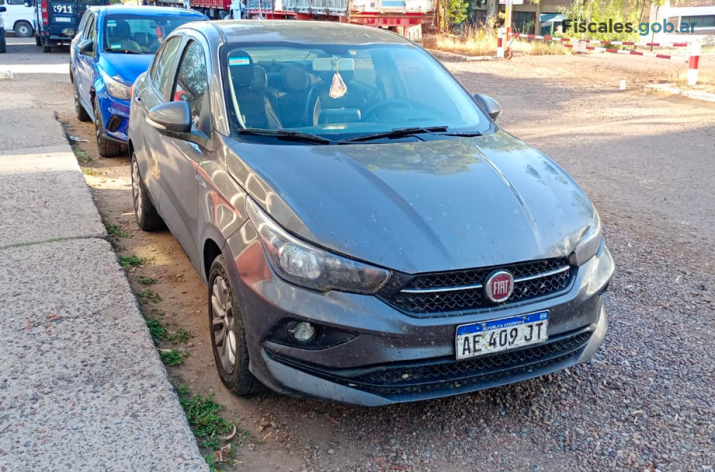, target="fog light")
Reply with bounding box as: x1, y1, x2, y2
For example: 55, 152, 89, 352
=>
291, 322, 315, 343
